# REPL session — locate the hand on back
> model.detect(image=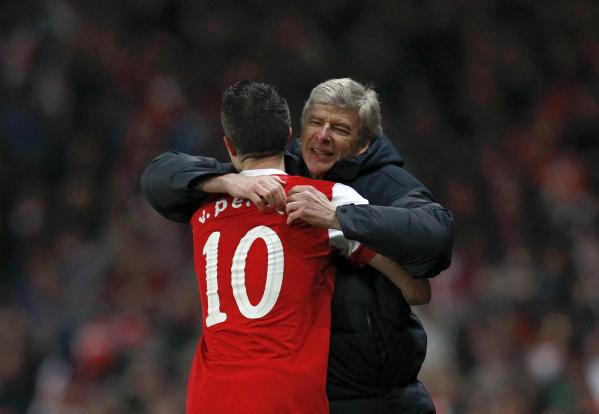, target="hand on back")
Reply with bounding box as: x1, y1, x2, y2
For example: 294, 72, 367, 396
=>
225, 174, 287, 213
286, 185, 340, 229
